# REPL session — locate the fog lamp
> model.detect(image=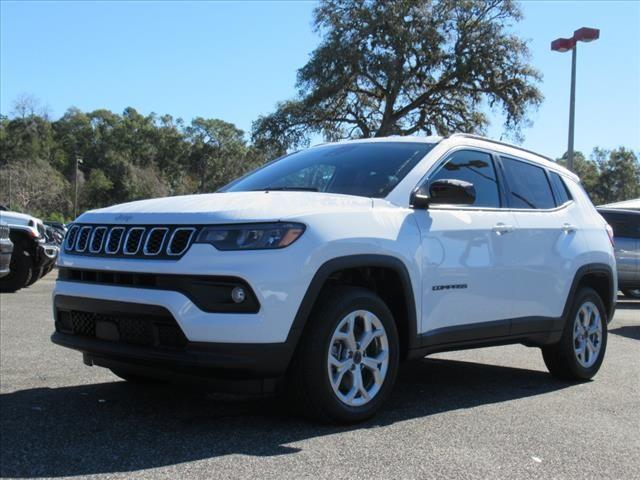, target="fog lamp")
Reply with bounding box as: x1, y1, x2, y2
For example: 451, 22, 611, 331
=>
231, 286, 246, 304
